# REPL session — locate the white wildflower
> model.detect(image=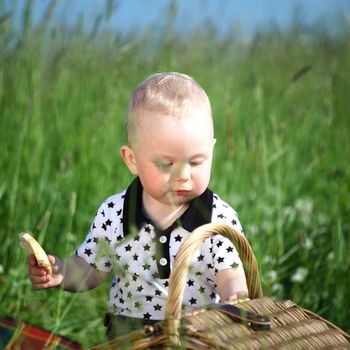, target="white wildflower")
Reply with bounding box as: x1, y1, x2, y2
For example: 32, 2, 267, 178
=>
291, 267, 308, 283
266, 270, 278, 282
327, 251, 334, 261
0, 264, 4, 274
283, 206, 296, 222
303, 238, 313, 250
271, 283, 283, 293
295, 198, 313, 225
262, 255, 274, 265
